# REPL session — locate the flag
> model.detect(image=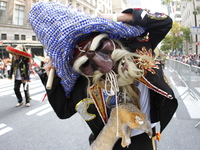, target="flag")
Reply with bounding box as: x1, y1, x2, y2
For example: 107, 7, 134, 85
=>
33, 55, 43, 67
